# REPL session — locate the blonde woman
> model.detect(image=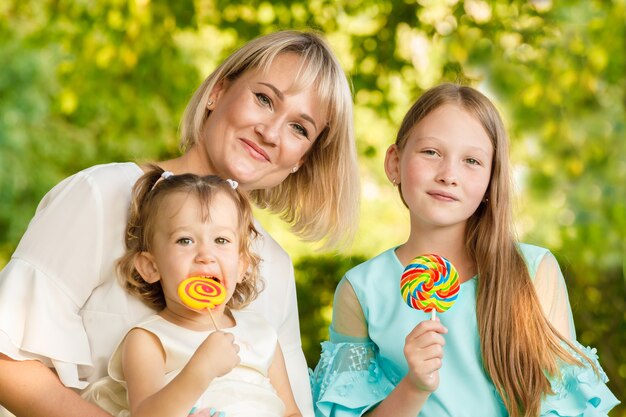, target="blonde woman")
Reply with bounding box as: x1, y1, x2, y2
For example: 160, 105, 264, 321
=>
0, 30, 358, 417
